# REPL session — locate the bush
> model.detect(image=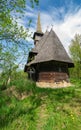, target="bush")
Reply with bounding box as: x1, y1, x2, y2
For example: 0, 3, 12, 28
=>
10, 78, 37, 94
